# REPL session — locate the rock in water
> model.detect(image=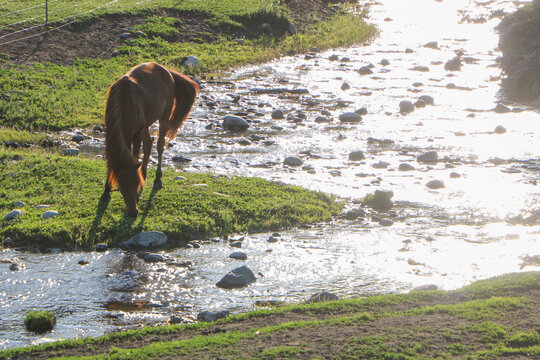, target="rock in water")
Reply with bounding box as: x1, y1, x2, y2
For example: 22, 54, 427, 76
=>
216, 265, 256, 289
399, 100, 415, 114
348, 150, 365, 161
183, 55, 201, 69
417, 151, 438, 163
283, 156, 303, 167
223, 115, 250, 131
426, 179, 445, 189
338, 112, 362, 123
197, 310, 230, 322
124, 231, 168, 249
